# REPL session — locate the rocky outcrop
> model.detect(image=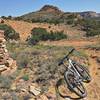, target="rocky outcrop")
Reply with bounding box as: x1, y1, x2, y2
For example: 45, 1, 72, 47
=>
39, 5, 63, 14
0, 18, 4, 23
0, 30, 17, 75
79, 11, 100, 18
